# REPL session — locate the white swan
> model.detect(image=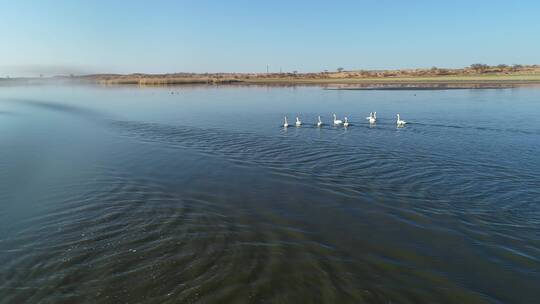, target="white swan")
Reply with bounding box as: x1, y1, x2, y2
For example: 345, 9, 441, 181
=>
366, 112, 377, 124
333, 113, 343, 125
370, 112, 376, 124
295, 116, 302, 127
317, 115, 323, 127
366, 112, 373, 120
343, 117, 350, 127
396, 113, 407, 126
283, 116, 289, 128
